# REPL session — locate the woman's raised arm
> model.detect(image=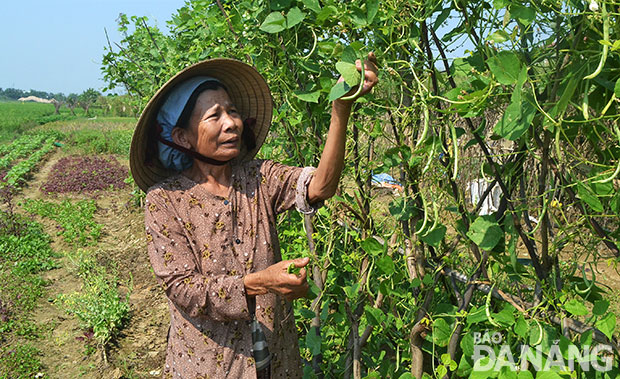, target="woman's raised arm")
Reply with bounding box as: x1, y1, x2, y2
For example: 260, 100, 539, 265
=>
307, 52, 379, 203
